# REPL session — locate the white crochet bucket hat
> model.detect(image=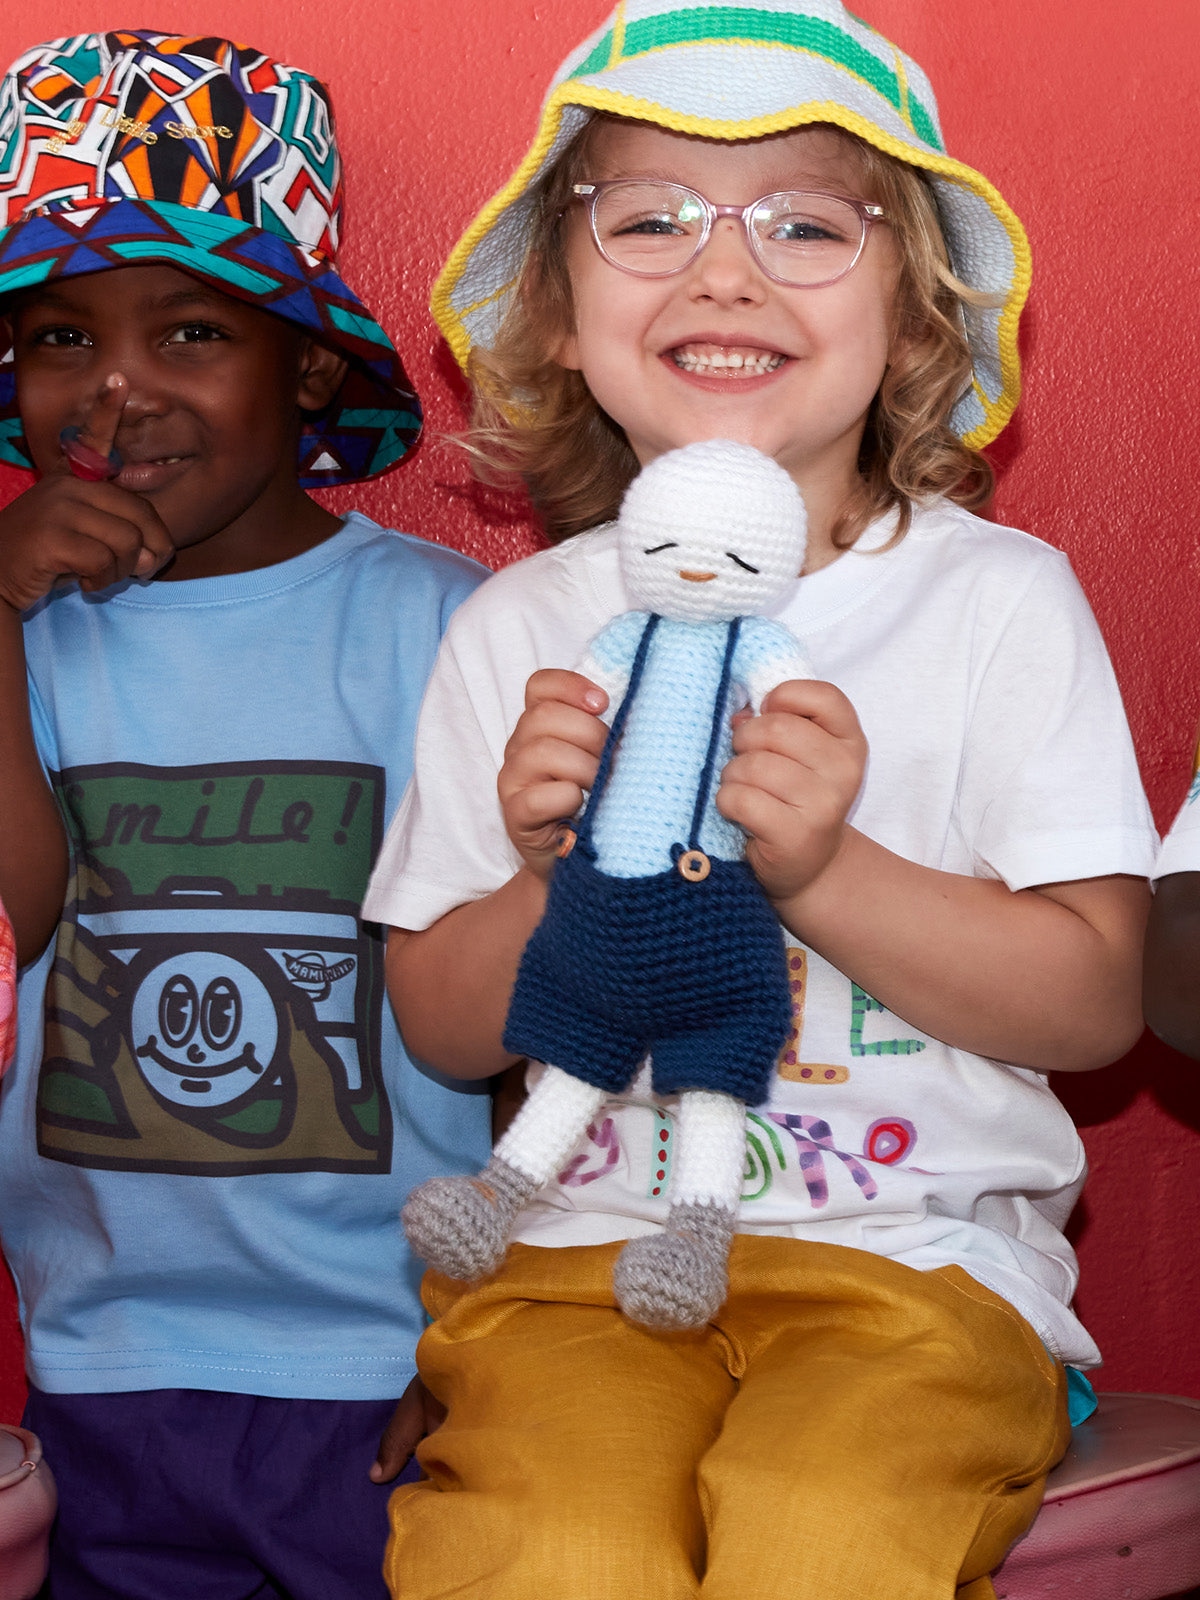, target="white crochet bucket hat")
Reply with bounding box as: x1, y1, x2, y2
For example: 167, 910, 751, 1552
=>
432, 0, 1030, 448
